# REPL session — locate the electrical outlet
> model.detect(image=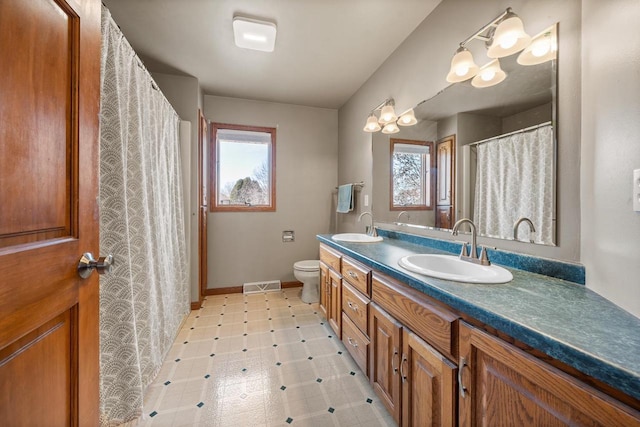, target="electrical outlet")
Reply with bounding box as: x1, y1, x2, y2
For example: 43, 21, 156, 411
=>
364, 194, 369, 207
634, 169, 640, 212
